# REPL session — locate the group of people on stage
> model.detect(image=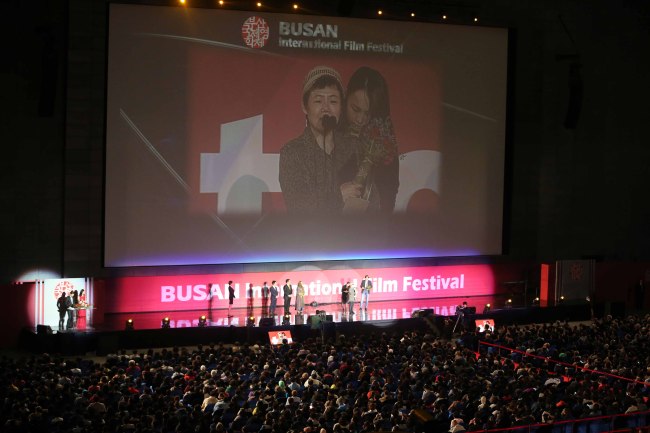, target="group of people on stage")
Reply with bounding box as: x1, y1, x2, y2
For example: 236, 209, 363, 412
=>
215, 274, 374, 320
249, 279, 306, 317
55, 289, 87, 331
340, 274, 373, 315
218, 279, 299, 319
244, 279, 303, 318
